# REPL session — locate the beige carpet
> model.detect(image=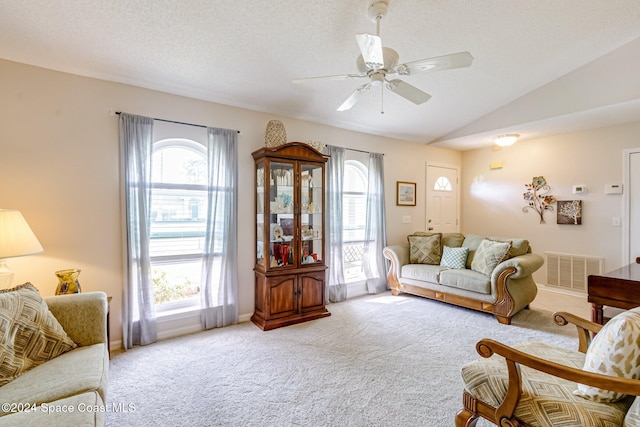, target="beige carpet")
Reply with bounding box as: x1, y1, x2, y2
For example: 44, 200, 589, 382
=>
106, 292, 578, 427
